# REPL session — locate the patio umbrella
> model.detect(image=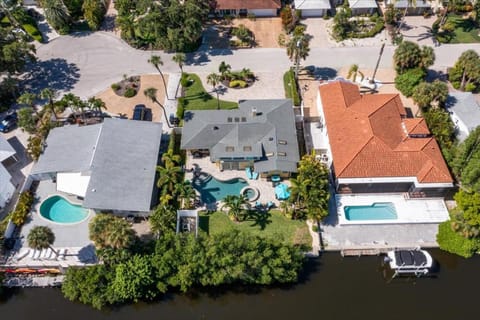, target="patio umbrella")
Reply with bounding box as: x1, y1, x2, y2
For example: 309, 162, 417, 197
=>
275, 183, 290, 200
